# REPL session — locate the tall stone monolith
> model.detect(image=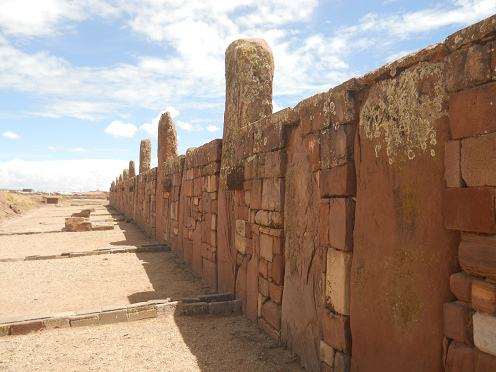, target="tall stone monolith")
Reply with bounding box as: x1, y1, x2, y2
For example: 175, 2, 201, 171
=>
123, 169, 129, 180
156, 111, 178, 243
217, 39, 274, 296
139, 139, 151, 174
129, 161, 136, 178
